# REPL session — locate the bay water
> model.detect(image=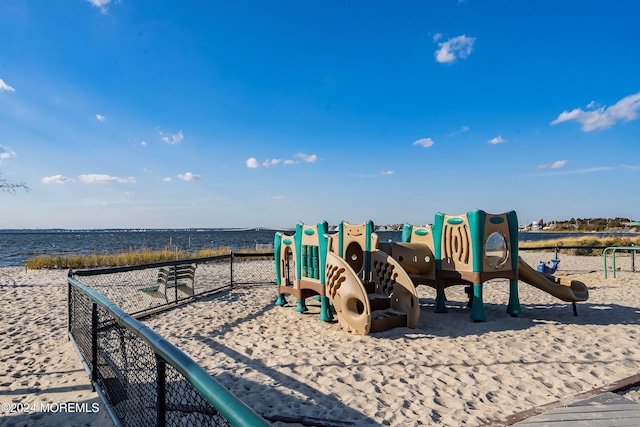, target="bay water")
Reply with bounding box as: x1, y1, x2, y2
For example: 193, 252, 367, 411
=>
0, 229, 636, 267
